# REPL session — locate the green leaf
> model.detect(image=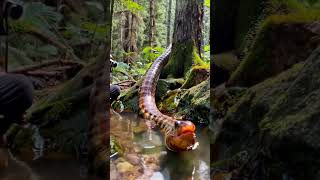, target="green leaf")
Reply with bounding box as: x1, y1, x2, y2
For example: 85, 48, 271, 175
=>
113, 62, 130, 73
141, 46, 165, 62
204, 44, 210, 52
122, 0, 144, 13
204, 0, 210, 7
